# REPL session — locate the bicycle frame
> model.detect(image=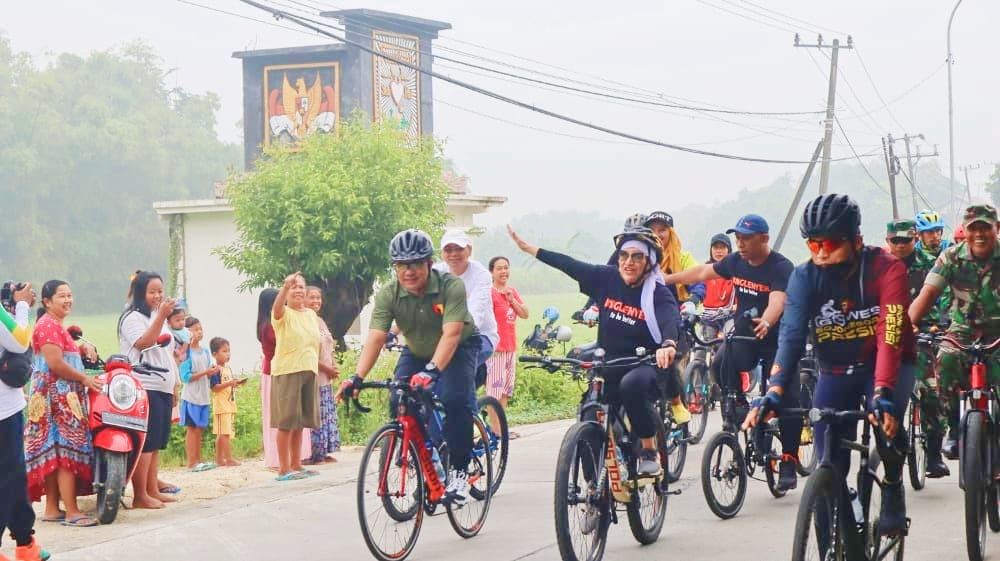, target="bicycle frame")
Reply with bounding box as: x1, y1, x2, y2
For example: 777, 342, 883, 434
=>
943, 335, 1000, 490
